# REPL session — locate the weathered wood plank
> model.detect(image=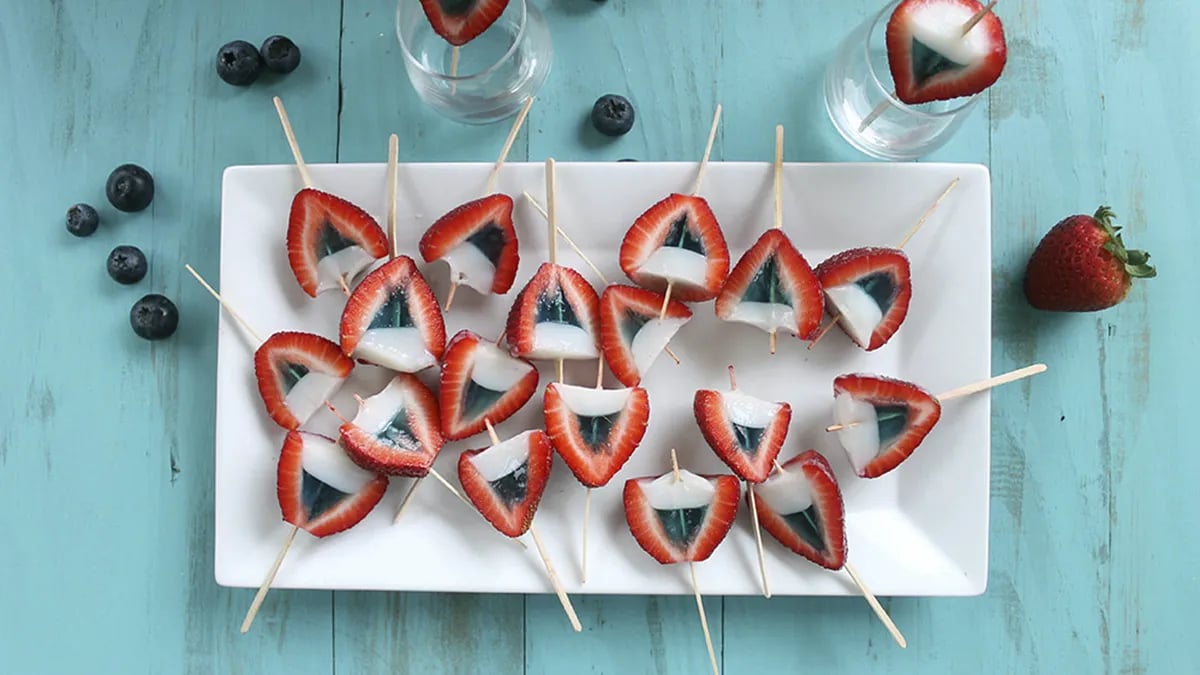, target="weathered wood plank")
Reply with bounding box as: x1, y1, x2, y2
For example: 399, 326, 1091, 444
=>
0, 1, 342, 672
